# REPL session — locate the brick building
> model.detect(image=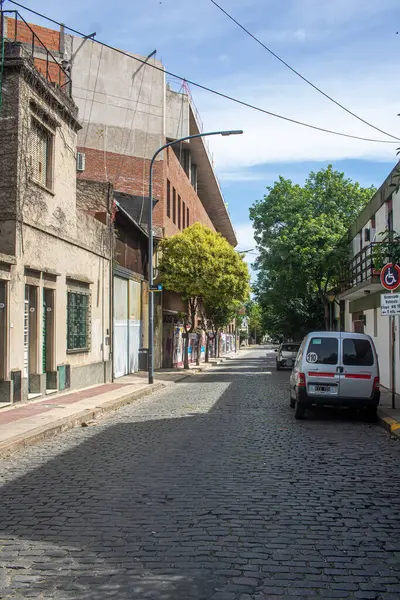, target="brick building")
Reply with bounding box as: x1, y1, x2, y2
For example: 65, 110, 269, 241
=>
2, 12, 238, 374
66, 28, 237, 370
